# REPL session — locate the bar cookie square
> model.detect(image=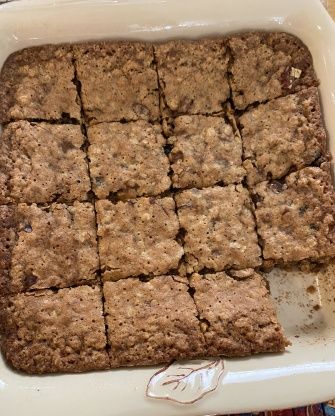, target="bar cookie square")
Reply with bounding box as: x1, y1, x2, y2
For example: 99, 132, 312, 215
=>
240, 87, 328, 185
190, 270, 287, 356
0, 121, 91, 204
154, 39, 230, 117
175, 186, 261, 273
0, 286, 109, 374
168, 115, 245, 189
88, 121, 170, 199
96, 197, 183, 280
253, 166, 335, 263
0, 202, 99, 295
0, 45, 80, 123
74, 42, 159, 124
103, 276, 205, 367
229, 32, 318, 109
